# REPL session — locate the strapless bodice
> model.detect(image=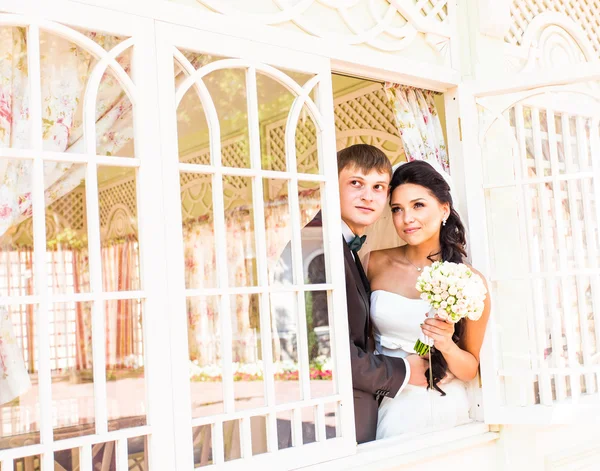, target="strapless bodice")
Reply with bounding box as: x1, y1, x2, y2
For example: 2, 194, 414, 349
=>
370, 289, 430, 356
